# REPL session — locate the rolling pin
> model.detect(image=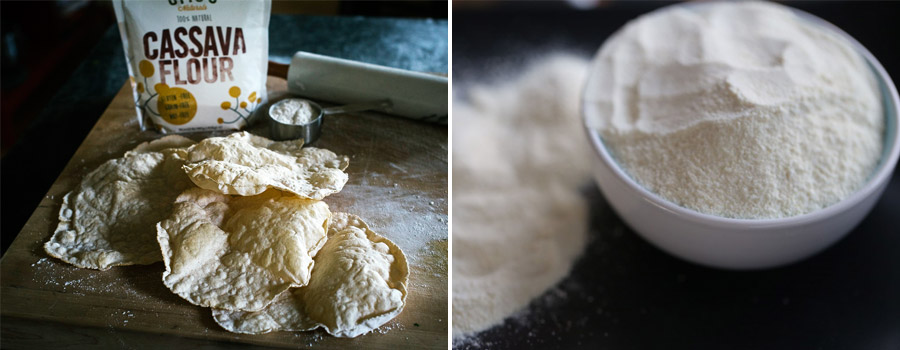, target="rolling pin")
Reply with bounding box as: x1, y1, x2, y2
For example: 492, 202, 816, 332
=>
269, 52, 447, 124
